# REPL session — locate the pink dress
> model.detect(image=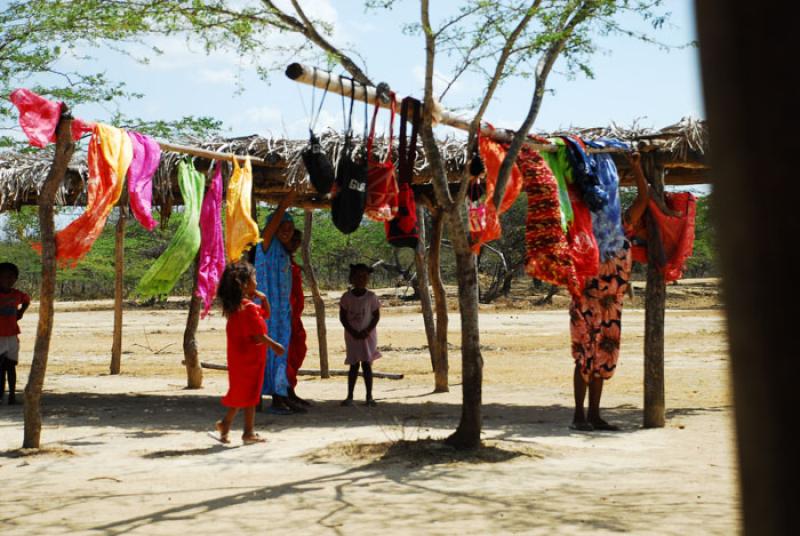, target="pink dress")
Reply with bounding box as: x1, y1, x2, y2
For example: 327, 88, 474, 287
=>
340, 289, 381, 365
